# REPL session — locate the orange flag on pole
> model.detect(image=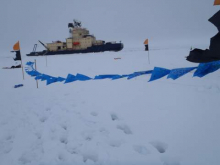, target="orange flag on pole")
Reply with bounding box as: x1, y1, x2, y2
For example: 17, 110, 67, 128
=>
13, 41, 20, 51
144, 39, 150, 64
214, 0, 220, 5
12, 41, 21, 61
144, 39, 149, 51
12, 41, 24, 79
144, 39, 148, 45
